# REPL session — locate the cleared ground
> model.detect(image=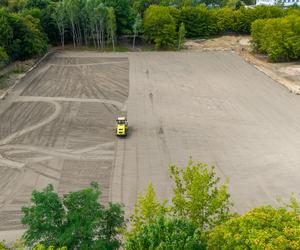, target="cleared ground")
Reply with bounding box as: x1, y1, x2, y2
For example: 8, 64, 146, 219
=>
0, 53, 129, 232
1, 51, 300, 237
